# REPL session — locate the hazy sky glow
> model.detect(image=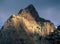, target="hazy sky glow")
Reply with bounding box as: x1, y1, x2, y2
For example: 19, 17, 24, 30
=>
0, 0, 60, 28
